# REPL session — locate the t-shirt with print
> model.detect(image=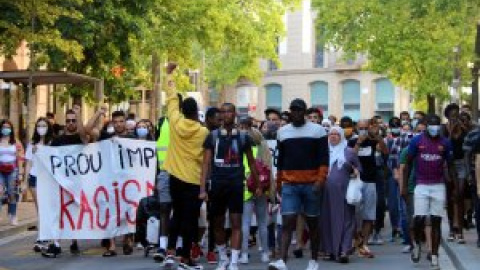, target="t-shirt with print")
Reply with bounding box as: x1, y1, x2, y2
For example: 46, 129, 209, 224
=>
407, 133, 453, 185
203, 129, 252, 184
348, 138, 378, 183
51, 134, 83, 146
399, 147, 416, 193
